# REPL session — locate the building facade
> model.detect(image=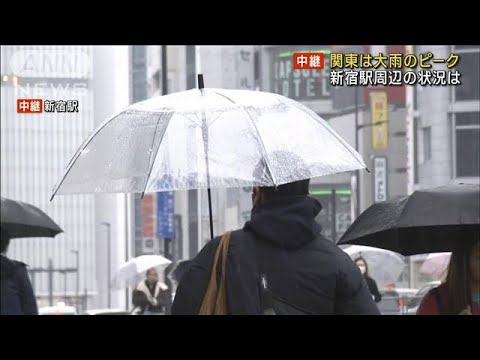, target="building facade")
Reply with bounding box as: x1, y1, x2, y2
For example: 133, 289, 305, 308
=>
1, 46, 97, 308
410, 45, 480, 190
0, 46, 134, 311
